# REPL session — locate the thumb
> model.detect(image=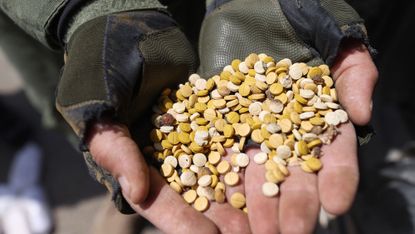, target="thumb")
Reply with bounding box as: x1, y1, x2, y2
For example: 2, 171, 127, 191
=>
331, 40, 378, 126
87, 121, 149, 204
